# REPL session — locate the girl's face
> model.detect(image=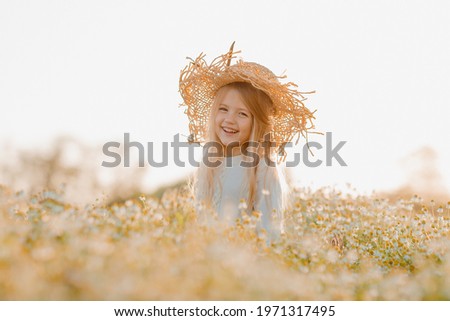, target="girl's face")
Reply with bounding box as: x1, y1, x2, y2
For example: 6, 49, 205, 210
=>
214, 88, 253, 151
